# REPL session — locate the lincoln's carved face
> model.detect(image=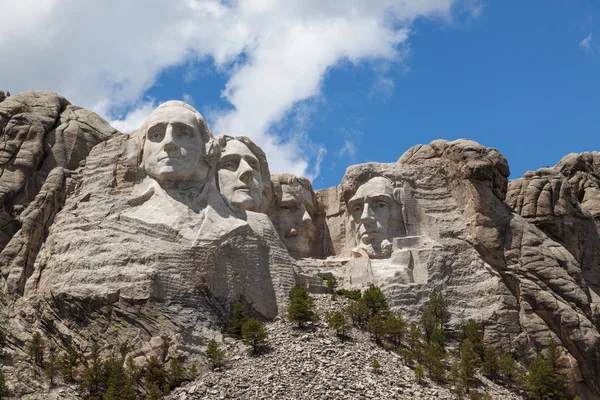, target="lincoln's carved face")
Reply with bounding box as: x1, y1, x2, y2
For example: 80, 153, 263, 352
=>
142, 105, 209, 185
348, 176, 394, 258
274, 180, 316, 257
218, 139, 264, 212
